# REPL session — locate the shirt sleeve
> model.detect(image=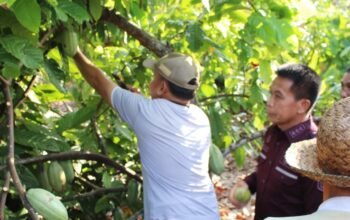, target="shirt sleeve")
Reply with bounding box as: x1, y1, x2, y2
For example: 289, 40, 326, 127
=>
301, 177, 323, 213
244, 172, 257, 194
110, 86, 149, 128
